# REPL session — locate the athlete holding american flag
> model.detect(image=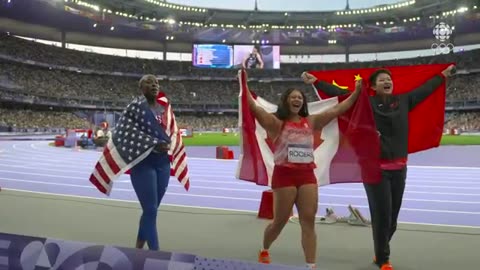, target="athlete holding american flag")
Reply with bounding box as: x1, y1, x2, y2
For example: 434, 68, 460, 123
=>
89, 74, 190, 251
